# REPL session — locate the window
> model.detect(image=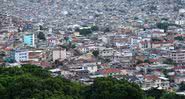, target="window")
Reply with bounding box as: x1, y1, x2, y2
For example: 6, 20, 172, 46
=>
84, 67, 87, 70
